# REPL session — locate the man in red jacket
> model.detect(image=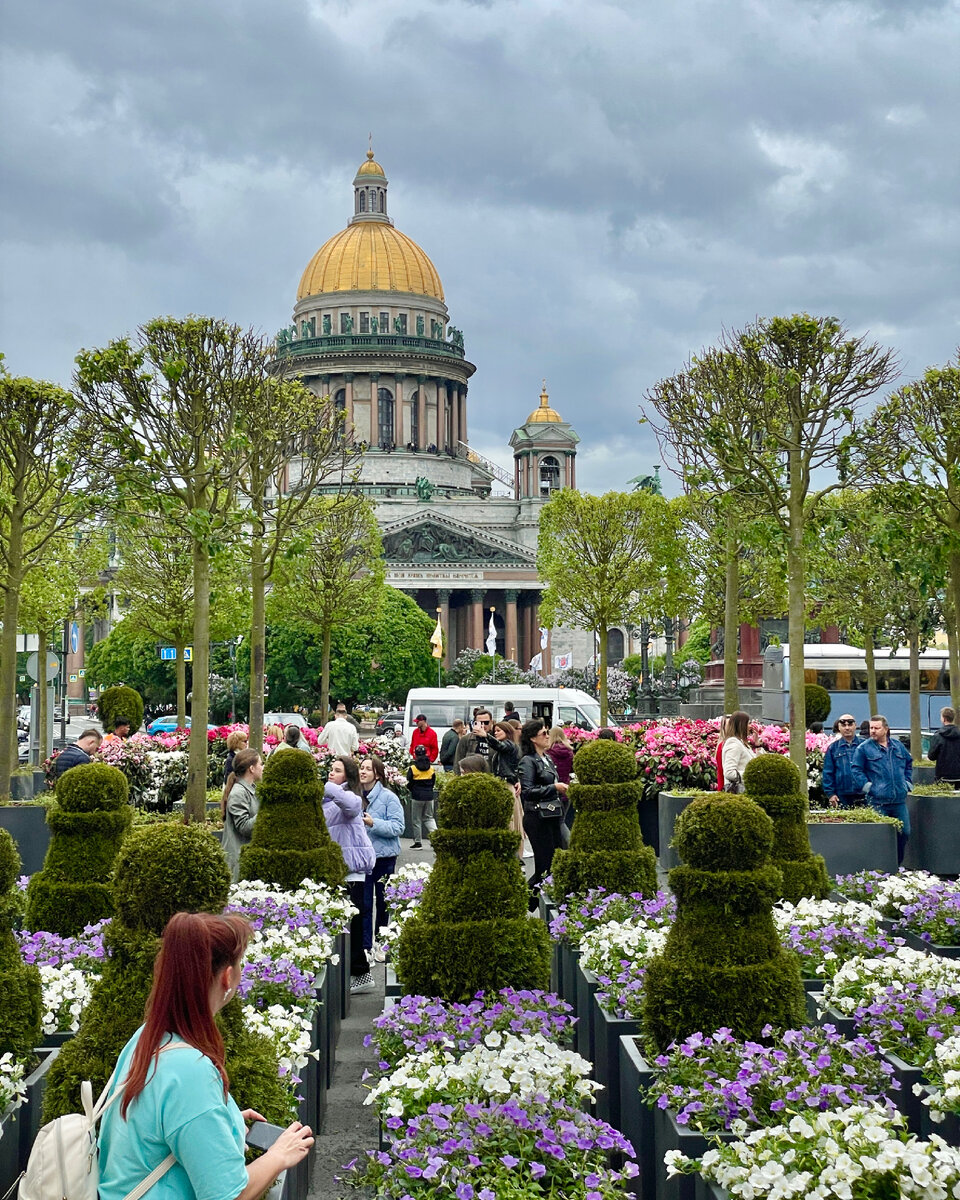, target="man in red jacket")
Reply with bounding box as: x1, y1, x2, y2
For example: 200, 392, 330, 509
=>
409, 713, 439, 762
